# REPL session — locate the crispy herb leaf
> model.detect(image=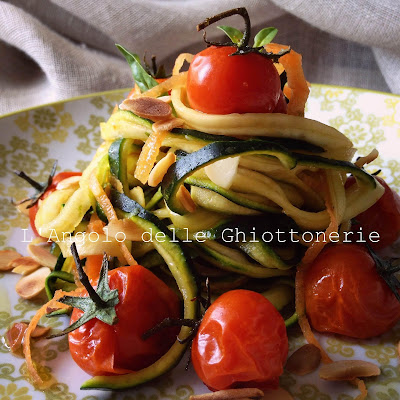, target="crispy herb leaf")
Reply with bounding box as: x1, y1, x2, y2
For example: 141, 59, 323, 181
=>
47, 254, 119, 338
217, 25, 243, 45
253, 27, 278, 48
116, 44, 158, 93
